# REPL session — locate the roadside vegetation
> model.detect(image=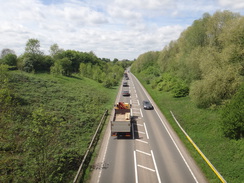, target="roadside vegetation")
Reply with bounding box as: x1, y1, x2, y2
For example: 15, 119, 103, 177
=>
131, 10, 243, 183
0, 41, 132, 182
